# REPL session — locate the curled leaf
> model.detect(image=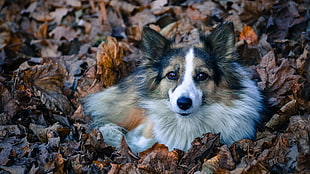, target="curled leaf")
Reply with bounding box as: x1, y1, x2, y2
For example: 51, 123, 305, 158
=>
96, 37, 128, 88
18, 62, 73, 114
